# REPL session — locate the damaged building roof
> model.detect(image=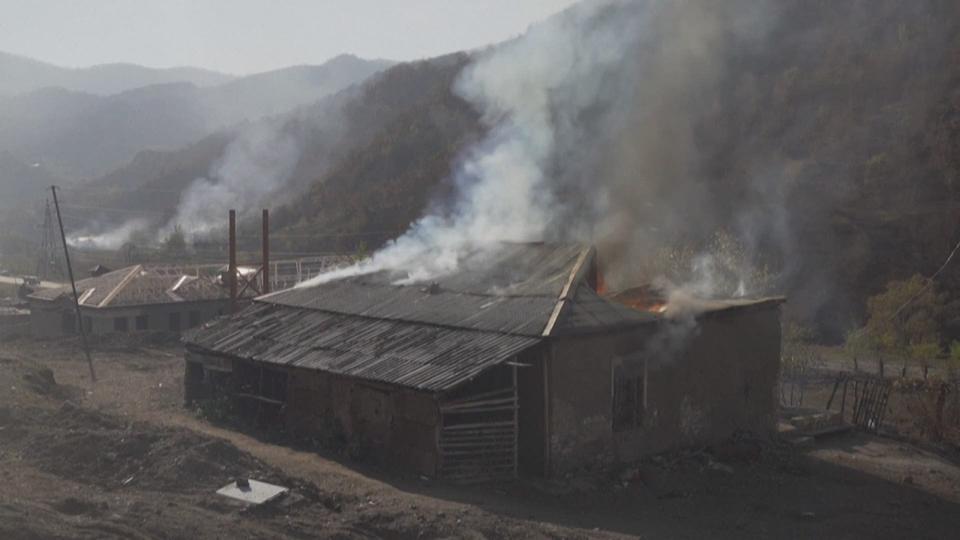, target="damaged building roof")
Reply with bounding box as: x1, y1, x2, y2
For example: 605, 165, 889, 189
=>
260, 243, 654, 337
185, 243, 656, 393
28, 265, 229, 308
184, 243, 787, 393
